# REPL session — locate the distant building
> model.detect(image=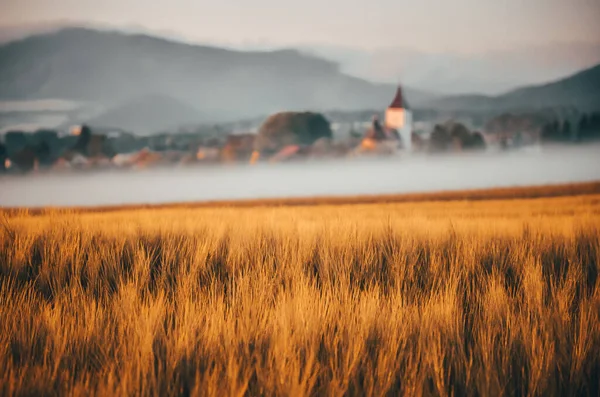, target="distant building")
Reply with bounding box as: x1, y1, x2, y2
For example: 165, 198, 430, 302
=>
385, 86, 413, 151
221, 133, 256, 163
